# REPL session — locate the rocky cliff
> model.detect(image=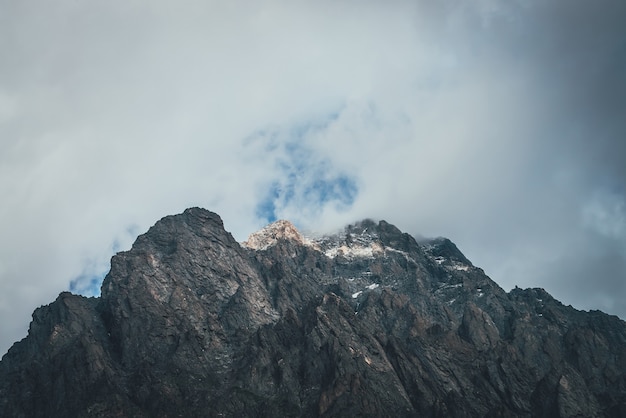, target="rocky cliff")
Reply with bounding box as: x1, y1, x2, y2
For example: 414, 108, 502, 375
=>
1, 208, 625, 417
